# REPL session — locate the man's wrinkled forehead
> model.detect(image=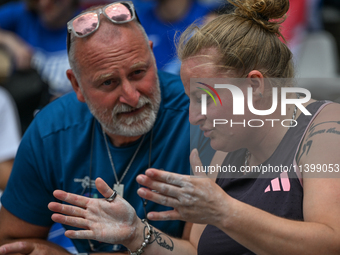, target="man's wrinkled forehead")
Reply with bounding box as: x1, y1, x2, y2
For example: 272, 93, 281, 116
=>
82, 4, 106, 13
